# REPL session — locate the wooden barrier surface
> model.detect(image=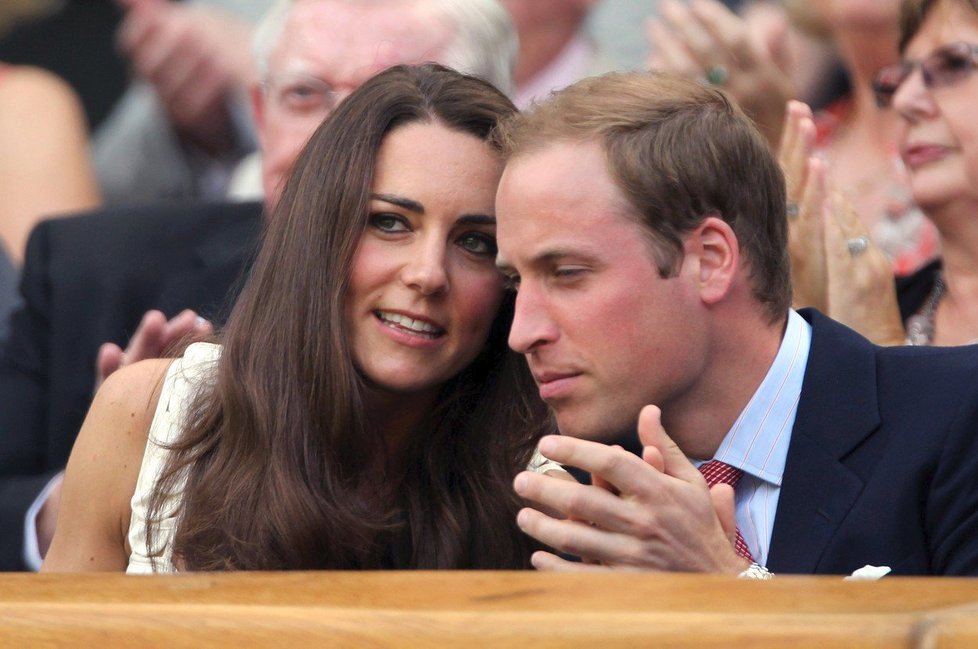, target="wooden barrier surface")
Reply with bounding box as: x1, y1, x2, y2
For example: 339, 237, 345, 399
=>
1, 572, 978, 647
